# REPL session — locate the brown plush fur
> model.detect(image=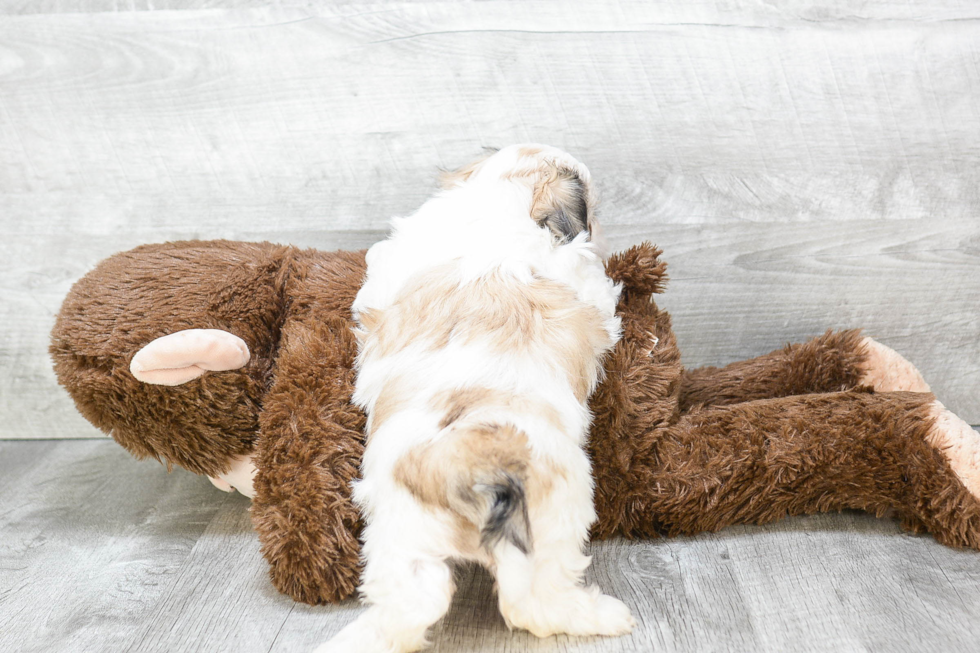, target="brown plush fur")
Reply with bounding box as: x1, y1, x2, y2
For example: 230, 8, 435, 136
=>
250, 248, 368, 604
50, 240, 291, 476
678, 329, 868, 412
51, 240, 980, 605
